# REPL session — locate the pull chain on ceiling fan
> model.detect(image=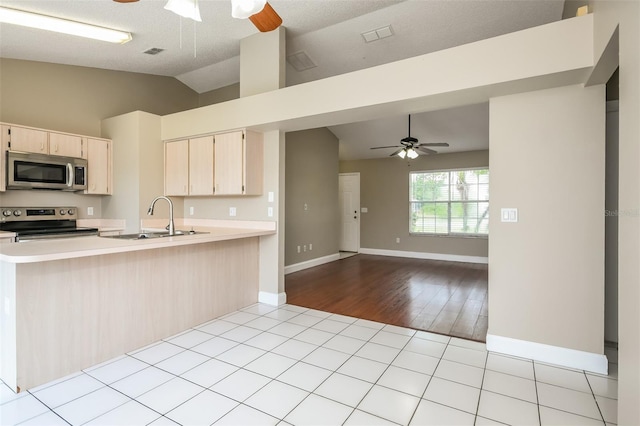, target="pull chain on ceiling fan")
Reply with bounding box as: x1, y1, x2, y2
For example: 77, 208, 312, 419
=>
370, 114, 450, 159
